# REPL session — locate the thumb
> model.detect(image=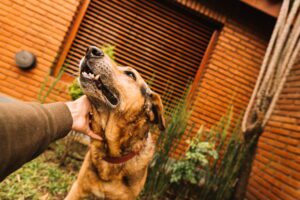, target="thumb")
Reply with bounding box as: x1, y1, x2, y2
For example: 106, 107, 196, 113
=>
86, 128, 102, 141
